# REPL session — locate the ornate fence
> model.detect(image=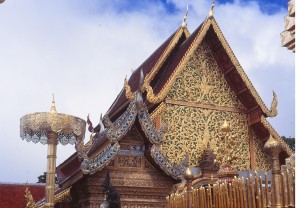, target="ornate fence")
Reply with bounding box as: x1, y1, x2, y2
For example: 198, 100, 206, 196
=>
167, 136, 295, 208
